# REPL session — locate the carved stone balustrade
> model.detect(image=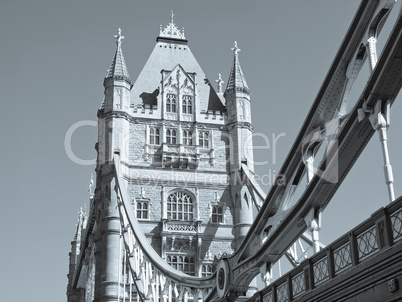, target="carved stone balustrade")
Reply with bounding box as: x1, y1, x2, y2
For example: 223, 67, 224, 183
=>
162, 219, 202, 235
